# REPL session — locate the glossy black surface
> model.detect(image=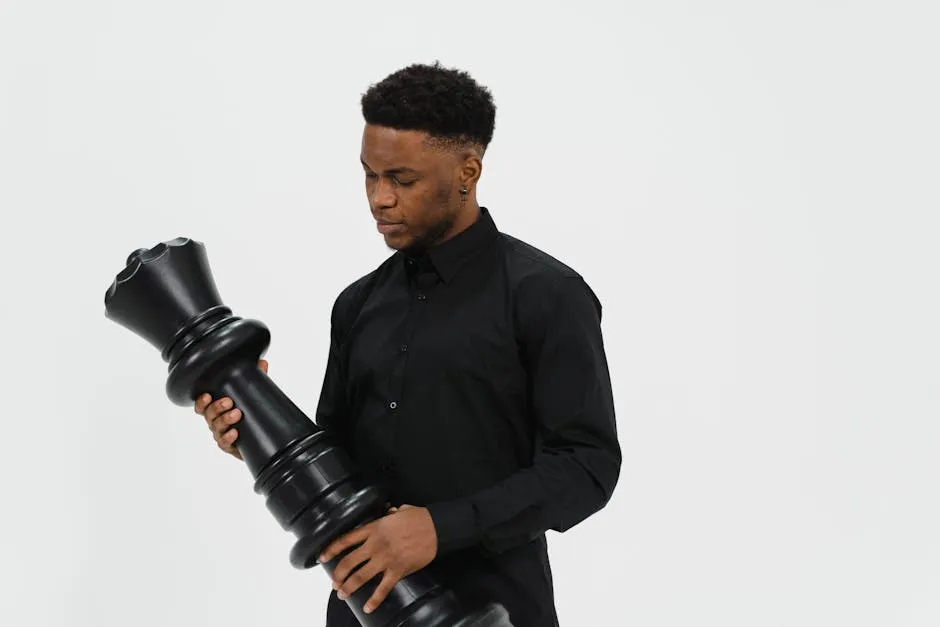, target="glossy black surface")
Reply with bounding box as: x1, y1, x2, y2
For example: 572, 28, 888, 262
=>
103, 237, 513, 627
